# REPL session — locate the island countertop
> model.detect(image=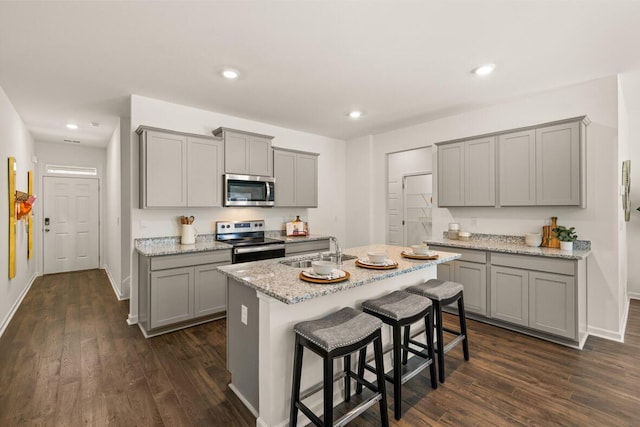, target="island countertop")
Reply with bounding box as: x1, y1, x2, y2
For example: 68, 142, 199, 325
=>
217, 244, 461, 304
